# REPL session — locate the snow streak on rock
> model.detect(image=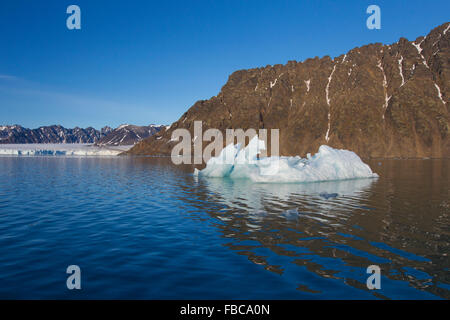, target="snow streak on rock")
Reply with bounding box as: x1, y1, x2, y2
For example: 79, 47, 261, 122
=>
413, 39, 428, 67
304, 79, 310, 93
325, 65, 336, 142
435, 84, 446, 105
413, 38, 446, 105
444, 23, 450, 35
398, 56, 405, 86
377, 60, 390, 119
270, 79, 277, 88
